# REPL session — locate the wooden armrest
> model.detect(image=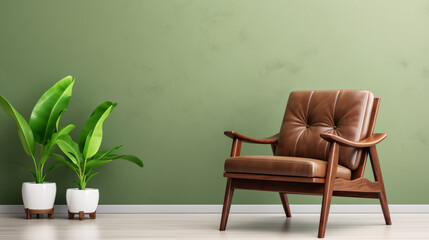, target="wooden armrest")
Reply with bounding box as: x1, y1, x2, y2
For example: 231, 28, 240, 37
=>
320, 133, 387, 148
224, 131, 278, 144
